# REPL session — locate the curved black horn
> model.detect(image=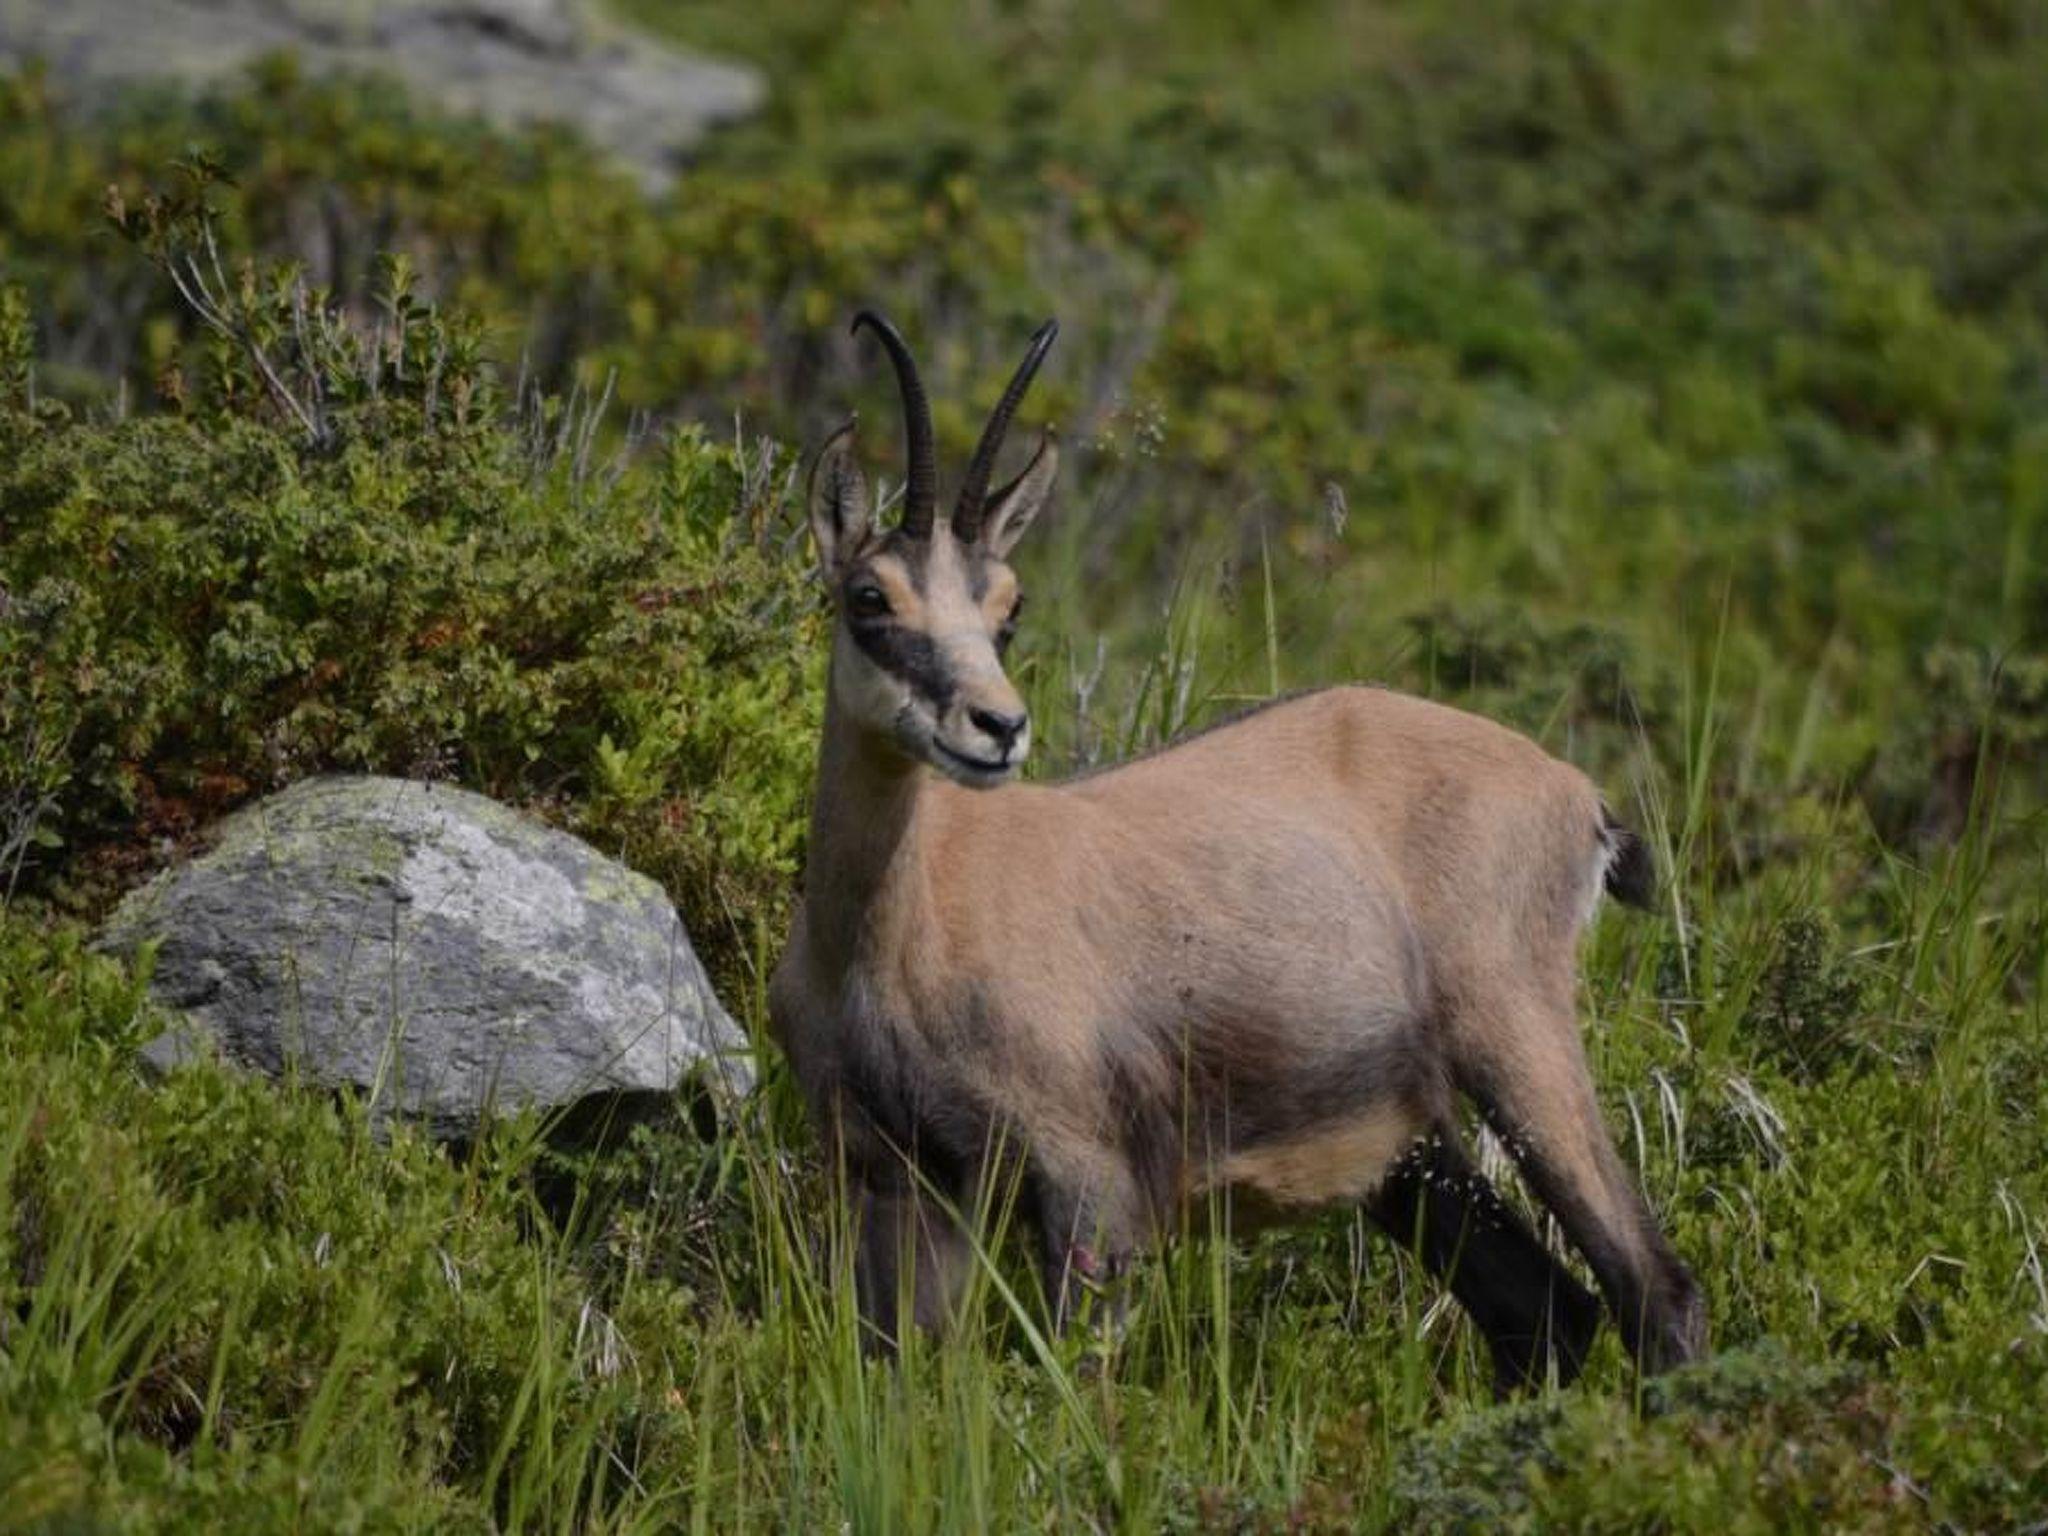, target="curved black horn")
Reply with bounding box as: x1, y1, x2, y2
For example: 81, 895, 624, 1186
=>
850, 310, 937, 538
954, 317, 1058, 542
